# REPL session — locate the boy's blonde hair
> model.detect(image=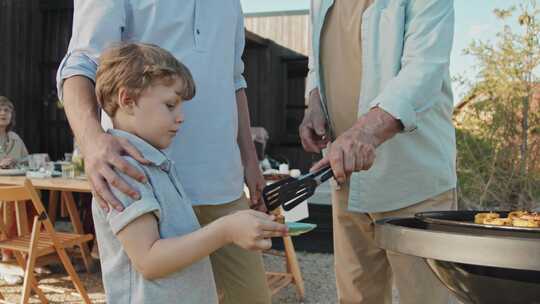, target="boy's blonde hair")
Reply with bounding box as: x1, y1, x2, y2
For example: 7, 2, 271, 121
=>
95, 43, 196, 117
0, 96, 16, 132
